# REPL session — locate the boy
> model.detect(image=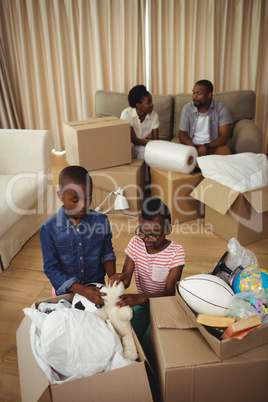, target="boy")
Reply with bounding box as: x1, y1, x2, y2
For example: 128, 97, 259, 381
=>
109, 197, 185, 358
40, 165, 116, 305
